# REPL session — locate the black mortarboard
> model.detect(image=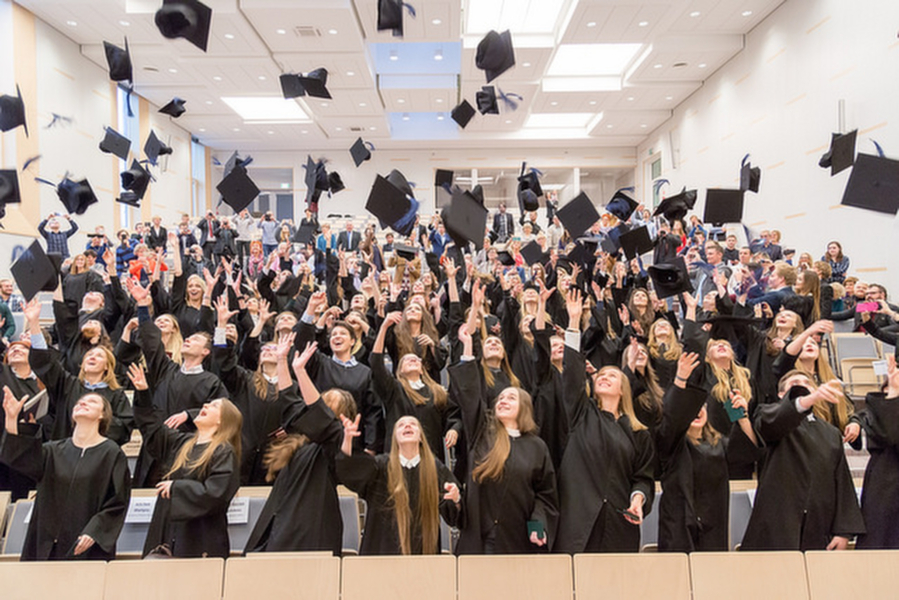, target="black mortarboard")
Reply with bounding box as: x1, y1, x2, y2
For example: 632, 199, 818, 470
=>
476, 30, 515, 83
116, 191, 142, 208
328, 171, 345, 193
394, 243, 418, 260
648, 257, 694, 299
518, 166, 543, 198
155, 0, 213, 52
386, 169, 414, 199
279, 73, 304, 99
121, 160, 151, 200
144, 130, 172, 166
444, 188, 488, 250
517, 166, 542, 213
99, 127, 131, 160
556, 192, 600, 238
819, 130, 857, 176
366, 174, 415, 236
159, 97, 186, 118
350, 138, 372, 167
841, 153, 899, 214
496, 250, 515, 266
600, 233, 620, 255
0, 85, 27, 136
703, 189, 745, 225
216, 165, 260, 213
562, 240, 596, 270
606, 189, 638, 221
293, 222, 316, 245
653, 188, 697, 221
0, 170, 21, 221
104, 39, 132, 82
451, 100, 476, 128
303, 155, 319, 204
476, 86, 499, 115
470, 184, 485, 205
299, 68, 331, 99
518, 187, 539, 213
740, 160, 761, 193
435, 169, 453, 189
619, 226, 653, 260
377, 0, 408, 37
520, 240, 547, 266
11, 240, 60, 301
56, 177, 98, 214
